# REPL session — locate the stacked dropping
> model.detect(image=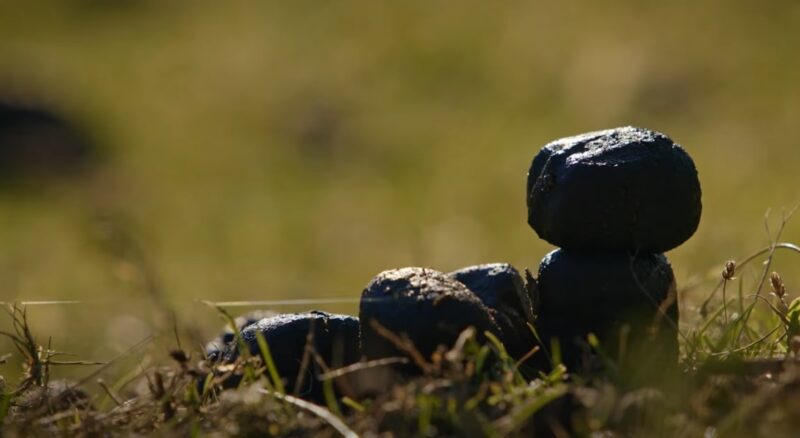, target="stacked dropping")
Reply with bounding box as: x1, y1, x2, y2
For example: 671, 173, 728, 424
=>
526, 126, 701, 374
